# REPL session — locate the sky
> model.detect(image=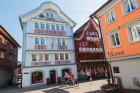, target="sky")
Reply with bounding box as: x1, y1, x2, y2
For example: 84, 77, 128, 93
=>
0, 0, 107, 61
